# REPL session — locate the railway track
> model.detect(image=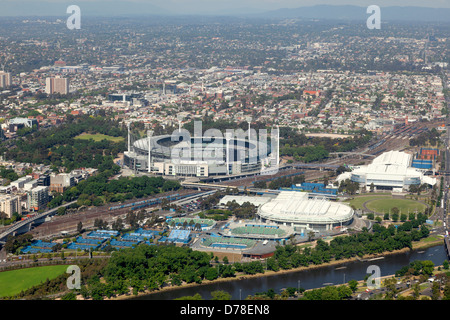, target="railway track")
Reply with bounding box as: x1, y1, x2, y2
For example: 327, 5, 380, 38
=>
29, 189, 201, 239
